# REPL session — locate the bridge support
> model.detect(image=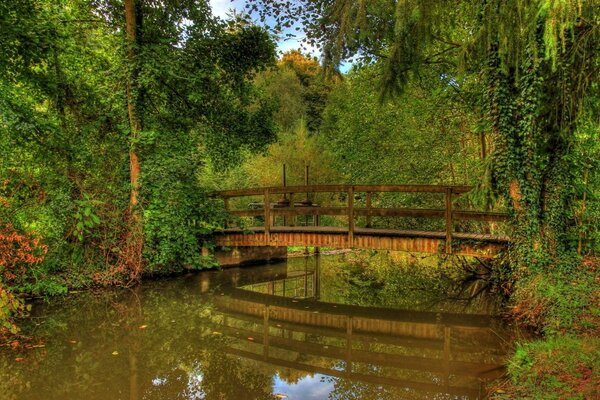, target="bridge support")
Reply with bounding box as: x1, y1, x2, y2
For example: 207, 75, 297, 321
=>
214, 245, 287, 267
